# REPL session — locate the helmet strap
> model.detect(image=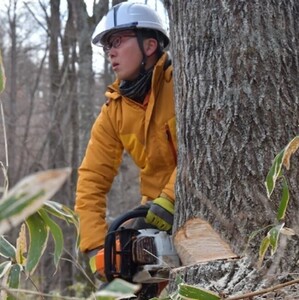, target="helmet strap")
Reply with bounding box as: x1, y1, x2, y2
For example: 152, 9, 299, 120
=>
136, 30, 147, 75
